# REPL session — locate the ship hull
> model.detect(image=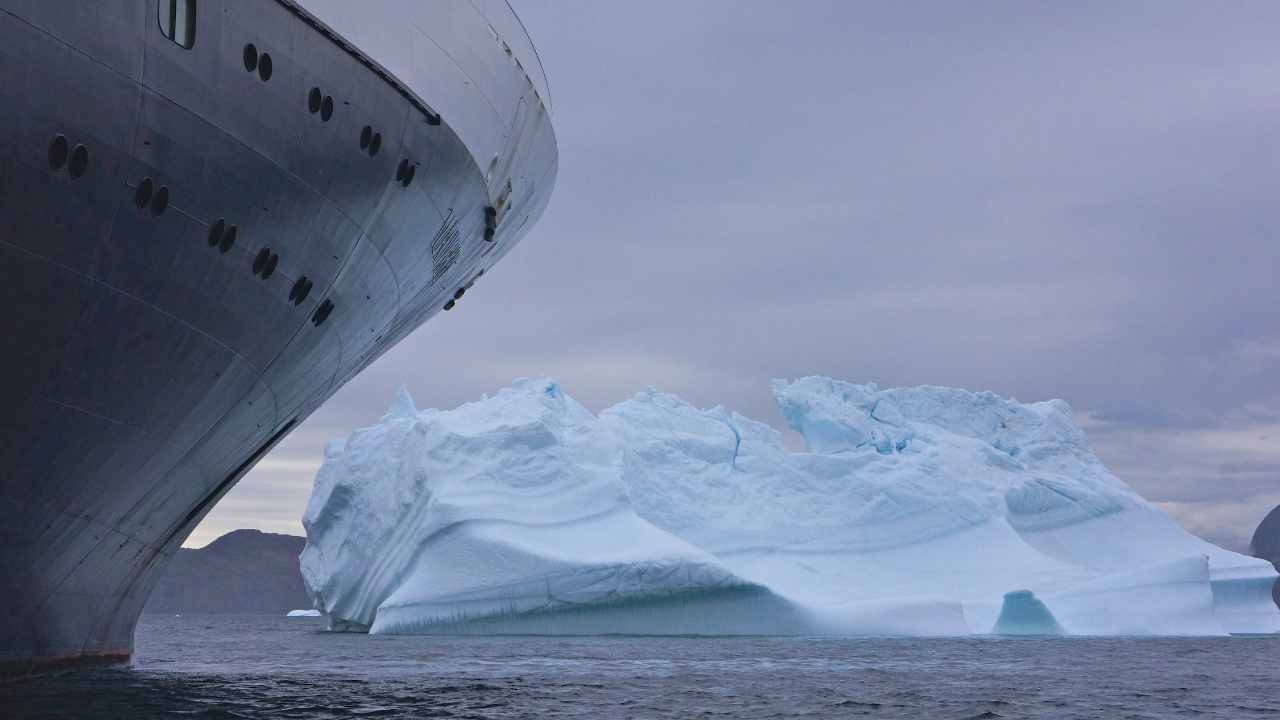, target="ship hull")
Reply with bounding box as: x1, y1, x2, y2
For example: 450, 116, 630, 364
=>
0, 0, 555, 675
